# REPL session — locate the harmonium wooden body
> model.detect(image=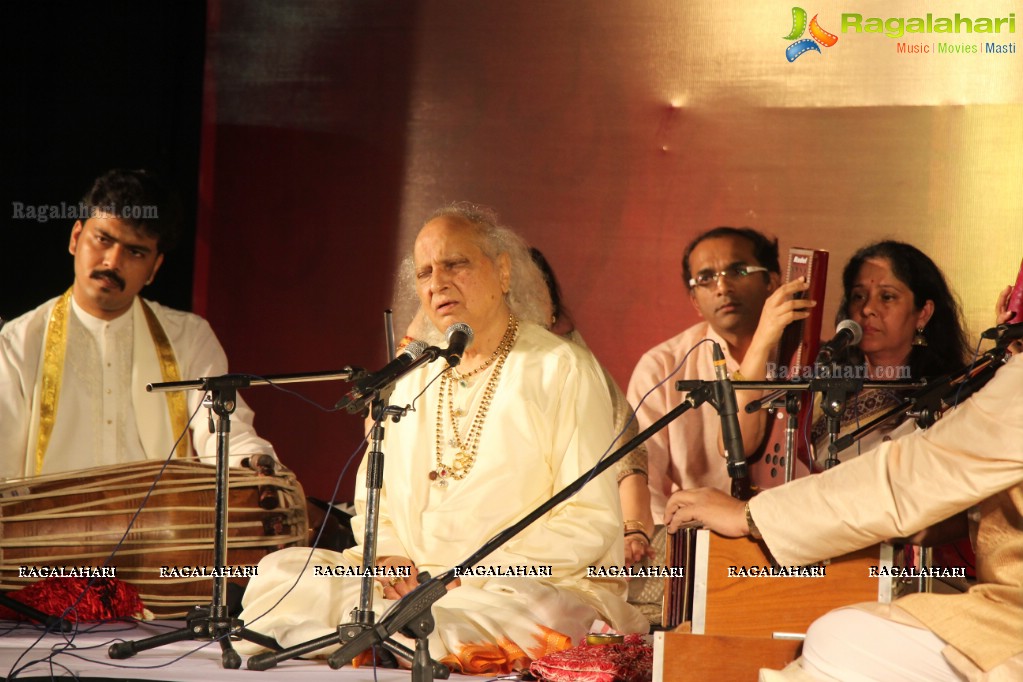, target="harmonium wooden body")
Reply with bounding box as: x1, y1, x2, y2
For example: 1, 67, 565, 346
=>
653, 529, 921, 681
